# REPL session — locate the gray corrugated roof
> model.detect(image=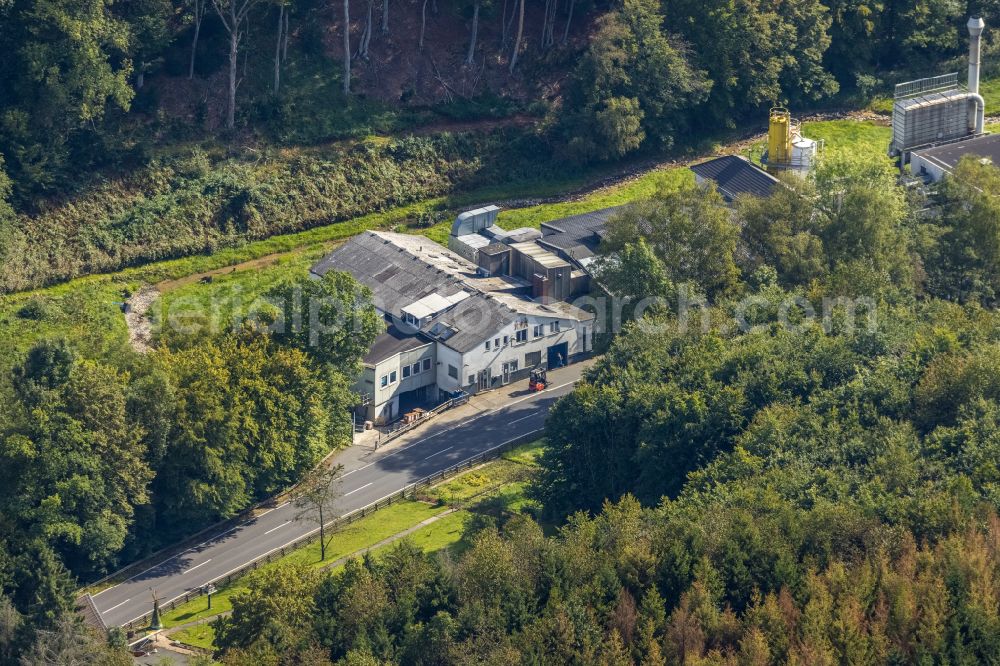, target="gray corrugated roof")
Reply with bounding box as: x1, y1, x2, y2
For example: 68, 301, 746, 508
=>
311, 231, 470, 314
420, 294, 520, 353
690, 156, 779, 202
